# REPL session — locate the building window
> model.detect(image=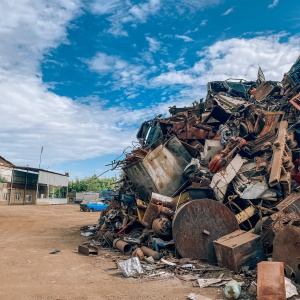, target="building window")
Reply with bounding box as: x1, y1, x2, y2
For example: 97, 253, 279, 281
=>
15, 193, 20, 201
3, 193, 9, 200
25, 195, 32, 202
